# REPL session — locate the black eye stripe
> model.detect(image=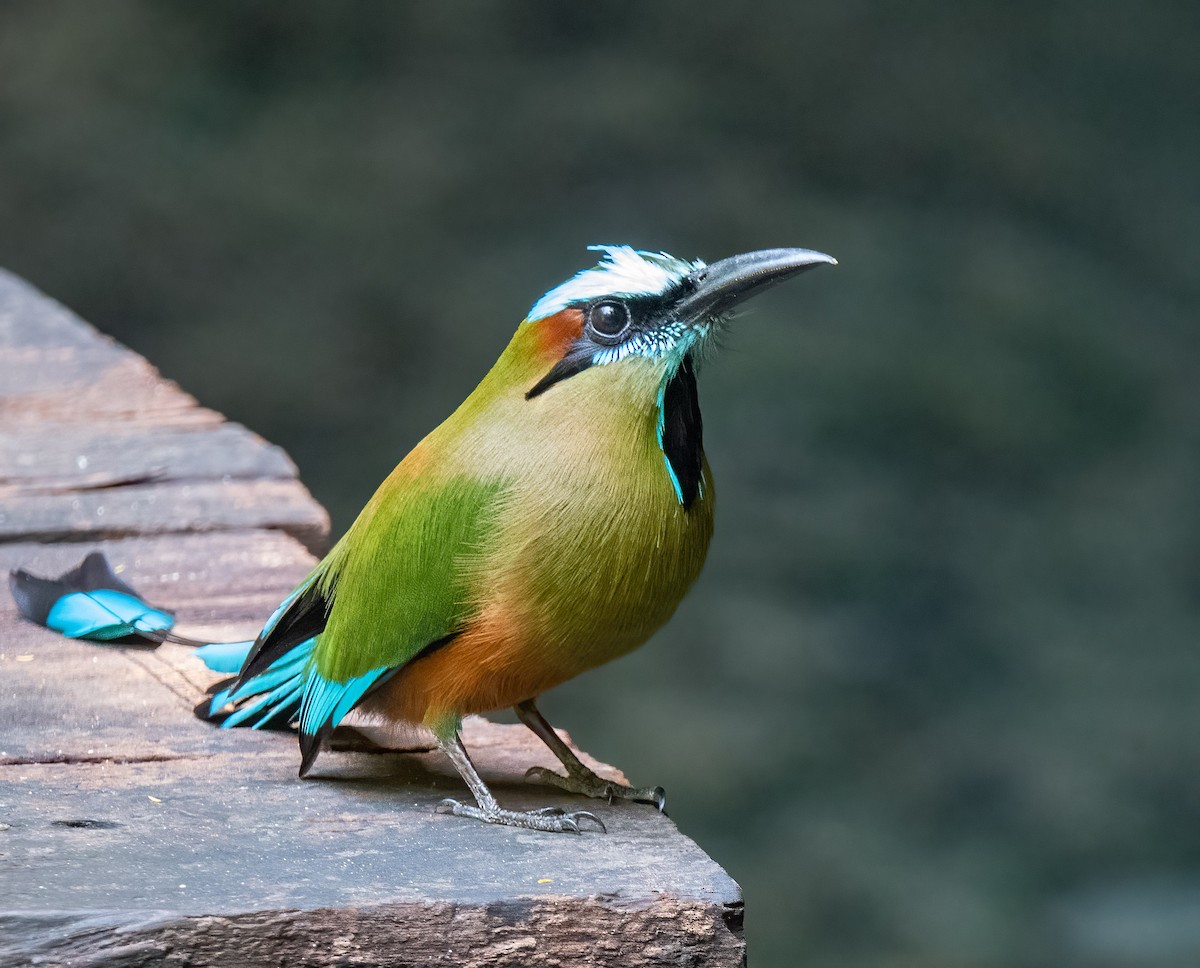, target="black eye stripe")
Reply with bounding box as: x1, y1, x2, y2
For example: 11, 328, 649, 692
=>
525, 352, 591, 400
